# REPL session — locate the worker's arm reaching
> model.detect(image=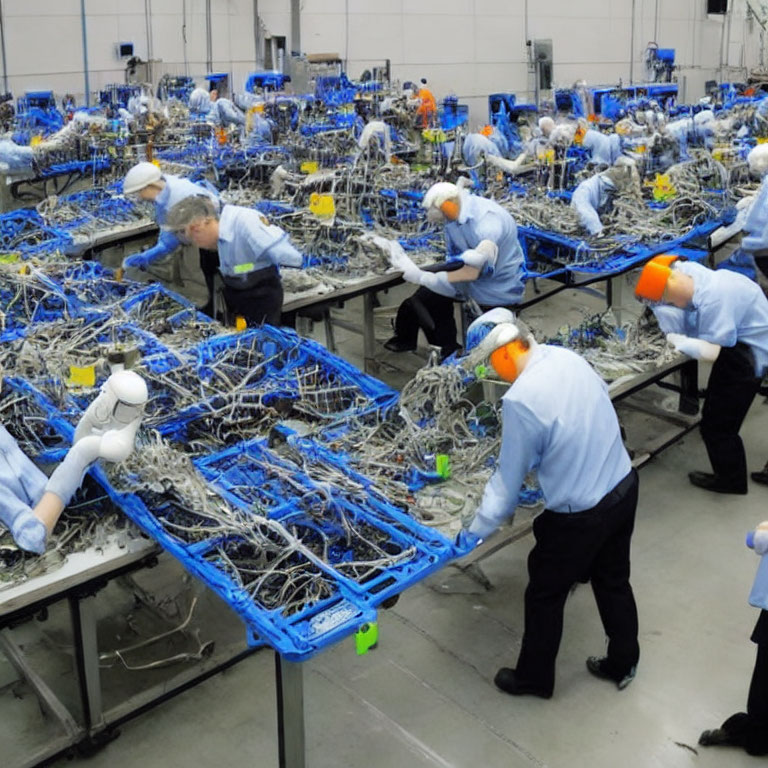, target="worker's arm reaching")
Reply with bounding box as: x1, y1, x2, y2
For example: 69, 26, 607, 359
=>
123, 229, 181, 271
